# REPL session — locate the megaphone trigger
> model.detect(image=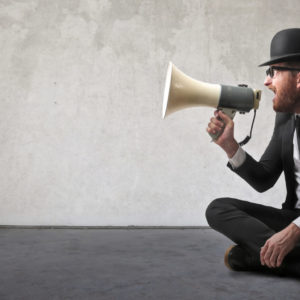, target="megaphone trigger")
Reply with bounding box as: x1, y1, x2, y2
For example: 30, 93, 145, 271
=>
218, 108, 237, 120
